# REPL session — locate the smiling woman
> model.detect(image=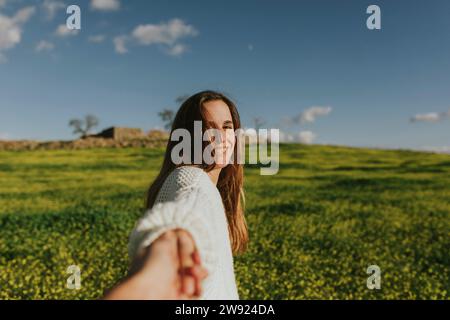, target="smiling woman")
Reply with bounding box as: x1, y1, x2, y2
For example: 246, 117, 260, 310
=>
127, 90, 248, 300
1, 0, 450, 306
